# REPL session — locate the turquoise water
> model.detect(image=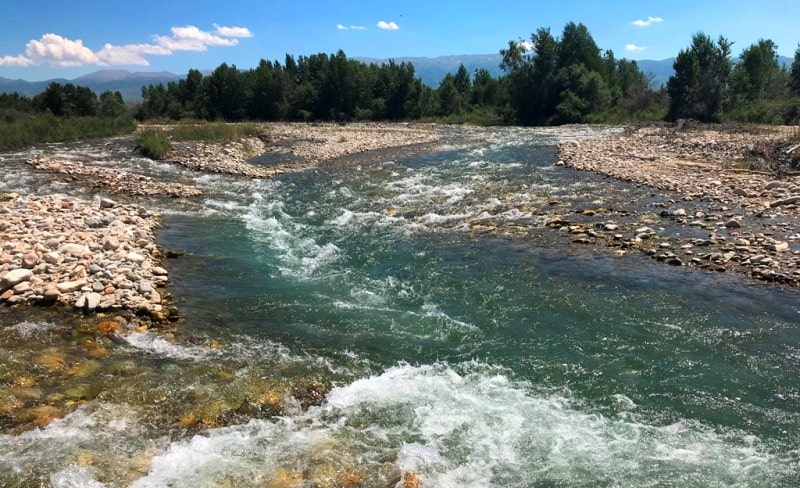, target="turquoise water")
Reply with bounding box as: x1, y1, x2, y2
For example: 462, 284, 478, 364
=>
2, 128, 800, 486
